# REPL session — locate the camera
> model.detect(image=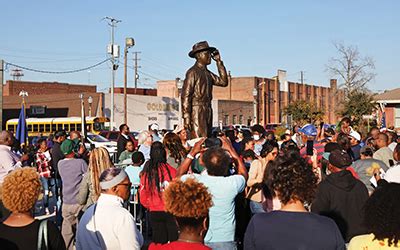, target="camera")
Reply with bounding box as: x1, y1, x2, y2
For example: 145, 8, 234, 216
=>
203, 137, 222, 148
